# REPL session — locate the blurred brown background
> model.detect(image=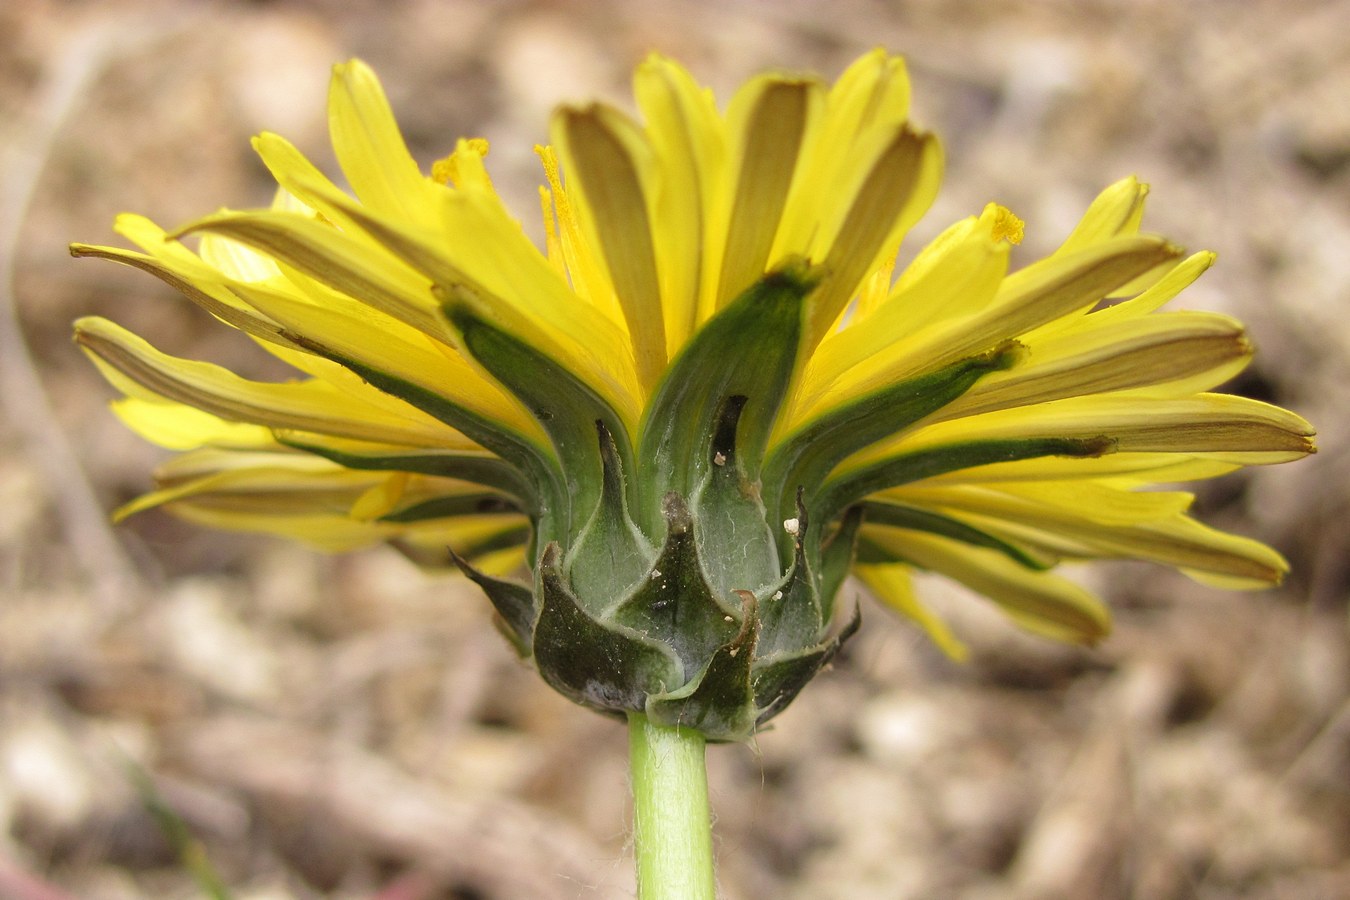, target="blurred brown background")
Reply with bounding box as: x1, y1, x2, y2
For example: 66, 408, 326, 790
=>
3, 0, 1349, 897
